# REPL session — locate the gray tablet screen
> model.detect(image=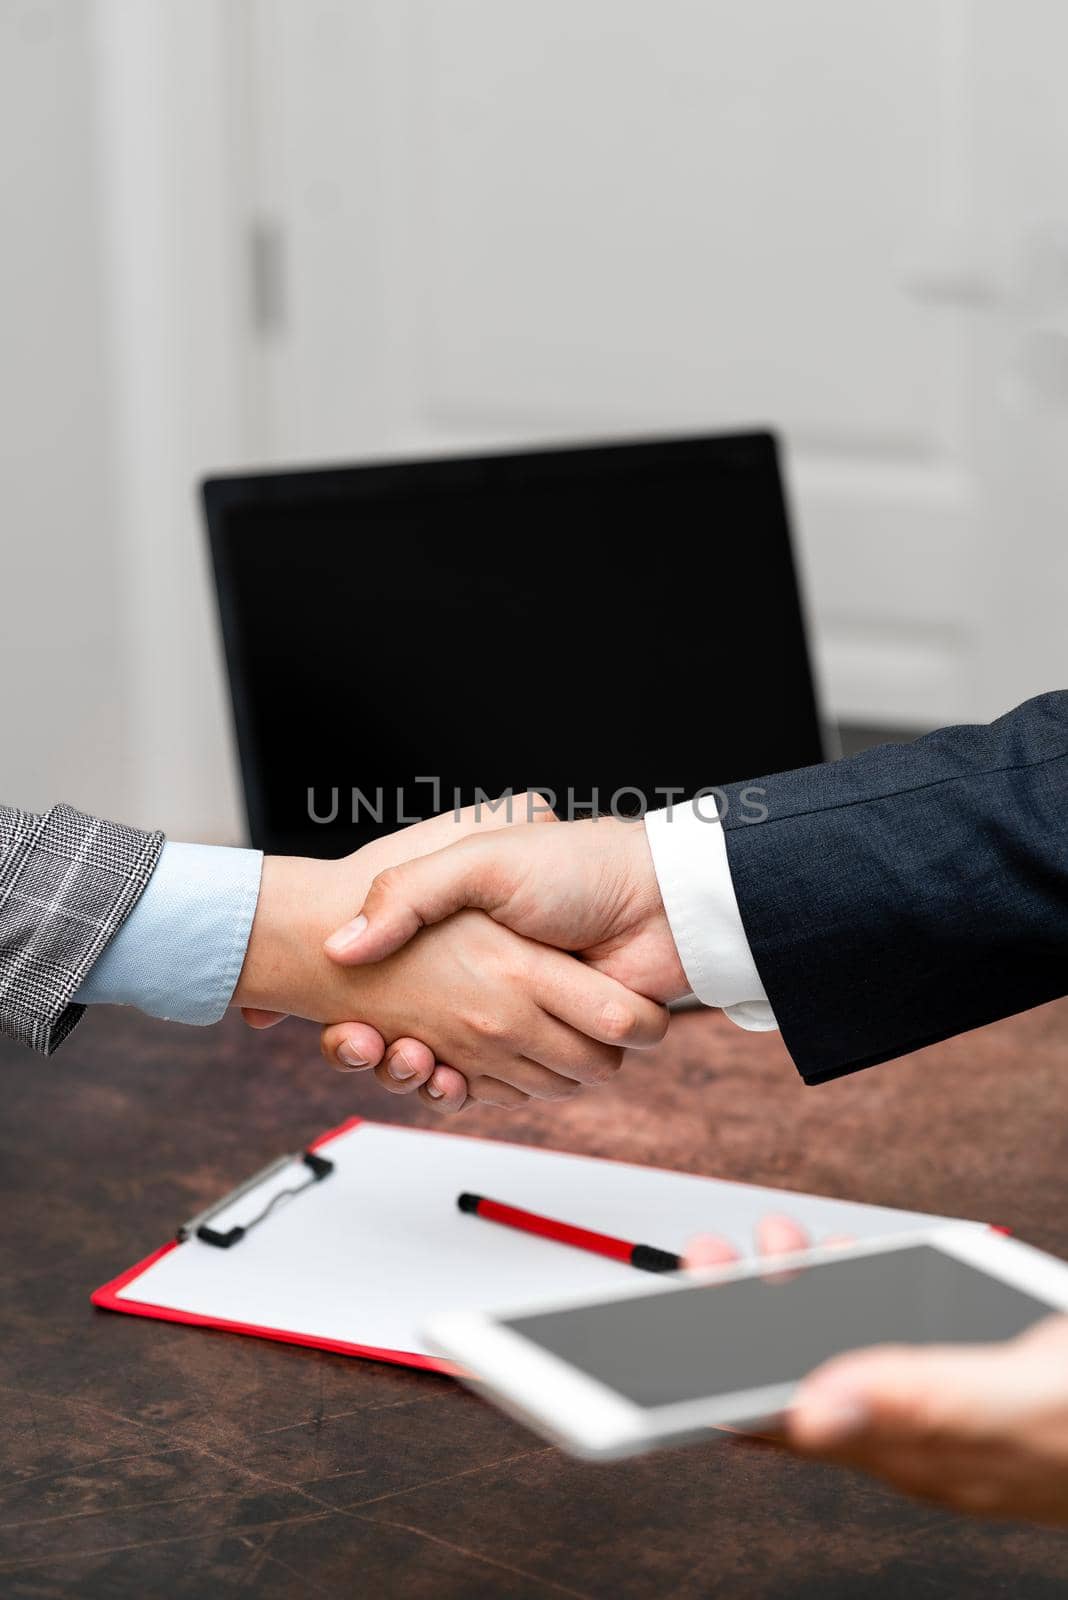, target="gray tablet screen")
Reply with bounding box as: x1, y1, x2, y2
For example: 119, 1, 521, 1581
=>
504, 1245, 1050, 1408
